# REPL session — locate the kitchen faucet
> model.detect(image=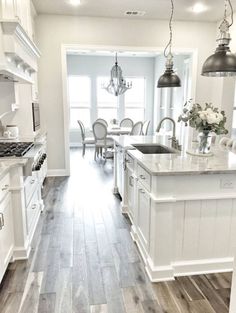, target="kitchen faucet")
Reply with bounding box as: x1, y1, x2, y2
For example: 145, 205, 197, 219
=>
156, 117, 181, 151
